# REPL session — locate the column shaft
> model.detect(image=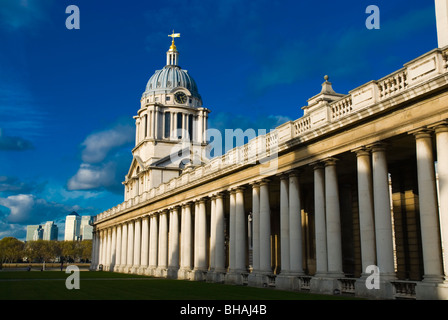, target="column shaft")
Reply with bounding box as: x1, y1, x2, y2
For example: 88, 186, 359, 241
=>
141, 217, 149, 268
280, 176, 290, 273
371, 143, 395, 277
235, 188, 246, 271
355, 149, 377, 271
215, 194, 226, 272
435, 124, 448, 279
314, 164, 327, 274
414, 131, 444, 281
252, 183, 260, 272
259, 180, 271, 273
289, 172, 304, 274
